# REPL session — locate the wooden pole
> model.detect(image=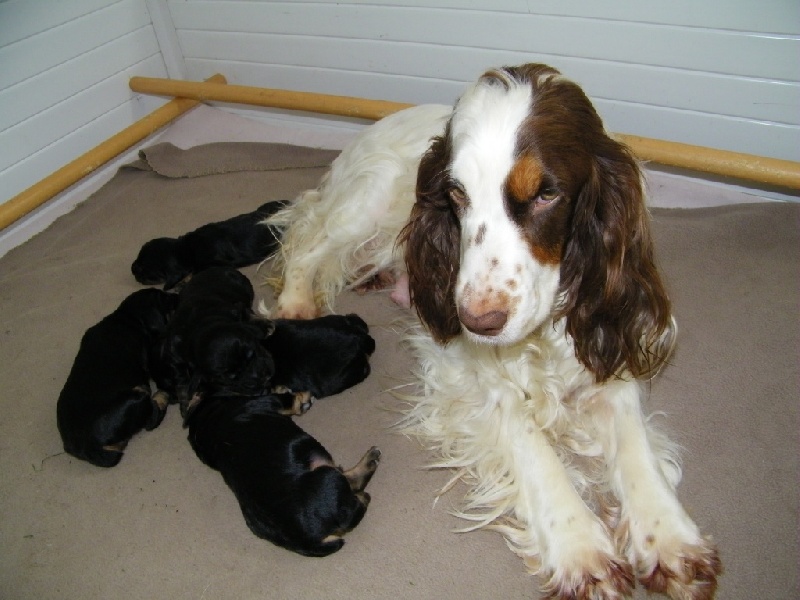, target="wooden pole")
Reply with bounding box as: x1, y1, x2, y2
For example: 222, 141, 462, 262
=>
130, 75, 800, 190
616, 134, 800, 191
0, 74, 227, 231
130, 75, 413, 121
